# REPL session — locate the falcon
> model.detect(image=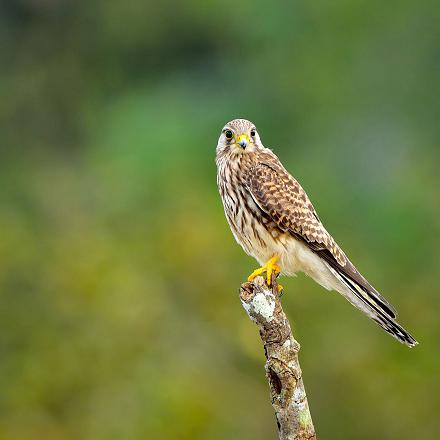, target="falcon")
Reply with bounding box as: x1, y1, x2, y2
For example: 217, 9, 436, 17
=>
216, 118, 417, 347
